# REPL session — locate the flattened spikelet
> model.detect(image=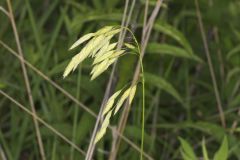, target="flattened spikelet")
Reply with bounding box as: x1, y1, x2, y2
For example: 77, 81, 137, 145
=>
94, 42, 117, 58
93, 50, 114, 65
87, 35, 106, 56
114, 87, 132, 115
63, 58, 76, 78
63, 26, 124, 81
95, 26, 114, 35
94, 110, 112, 143
106, 58, 117, 67
129, 85, 137, 105
89, 35, 109, 57
94, 127, 107, 144
91, 60, 109, 80
93, 42, 110, 58
102, 90, 122, 116
91, 40, 109, 58
124, 43, 135, 49
105, 28, 121, 36
69, 33, 95, 50
107, 42, 118, 51
109, 50, 125, 59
